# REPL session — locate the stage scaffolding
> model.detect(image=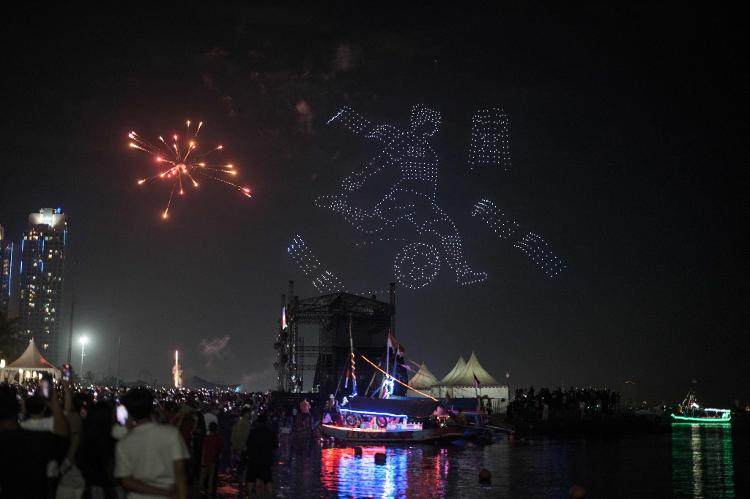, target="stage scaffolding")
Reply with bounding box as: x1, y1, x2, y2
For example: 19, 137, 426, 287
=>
274, 281, 398, 396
